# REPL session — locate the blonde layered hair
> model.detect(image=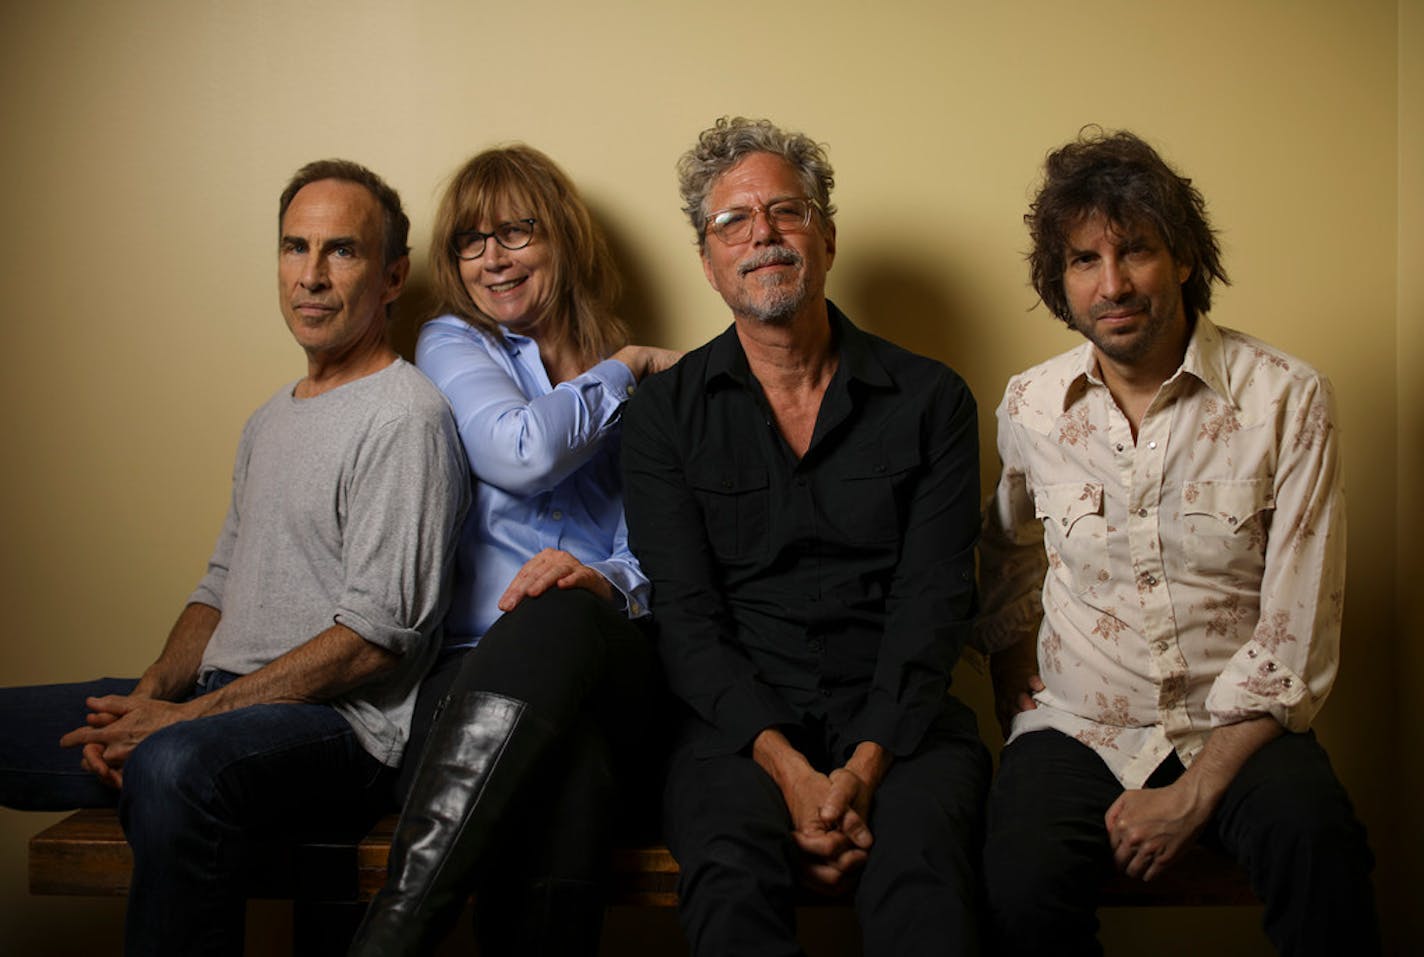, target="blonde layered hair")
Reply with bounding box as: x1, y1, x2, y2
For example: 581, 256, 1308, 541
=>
430, 145, 628, 361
